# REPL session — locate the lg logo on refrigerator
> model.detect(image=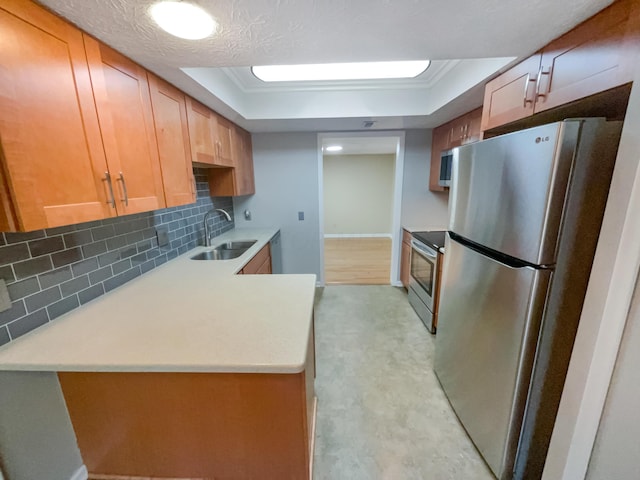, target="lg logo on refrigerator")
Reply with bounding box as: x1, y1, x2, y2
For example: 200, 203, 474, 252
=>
535, 136, 550, 143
